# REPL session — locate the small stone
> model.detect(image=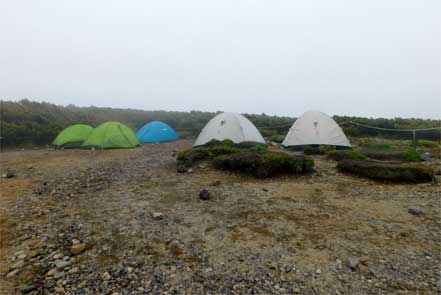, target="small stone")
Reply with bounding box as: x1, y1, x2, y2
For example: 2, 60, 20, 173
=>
68, 266, 79, 274
315, 268, 322, 274
210, 180, 221, 186
54, 286, 64, 293
408, 207, 423, 216
102, 271, 111, 280
436, 279, 441, 291
346, 258, 359, 270
199, 189, 210, 200
53, 271, 65, 279
152, 212, 164, 220
70, 243, 86, 255
46, 268, 58, 277
2, 171, 15, 178
18, 254, 27, 260
53, 253, 63, 259
55, 260, 71, 269
177, 164, 188, 173
11, 260, 25, 270
126, 267, 134, 273
72, 239, 80, 245
20, 284, 37, 294
6, 269, 20, 278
